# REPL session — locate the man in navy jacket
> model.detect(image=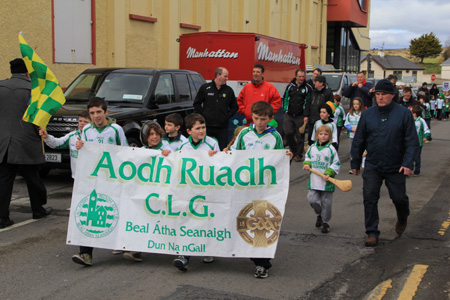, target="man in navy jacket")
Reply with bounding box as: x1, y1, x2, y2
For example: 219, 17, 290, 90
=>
343, 72, 374, 109
350, 79, 419, 247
